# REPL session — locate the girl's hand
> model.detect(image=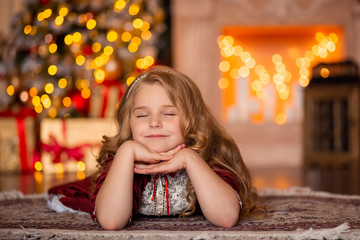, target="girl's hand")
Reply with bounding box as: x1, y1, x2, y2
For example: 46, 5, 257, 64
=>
122, 140, 174, 164
134, 144, 188, 175
162, 144, 186, 156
